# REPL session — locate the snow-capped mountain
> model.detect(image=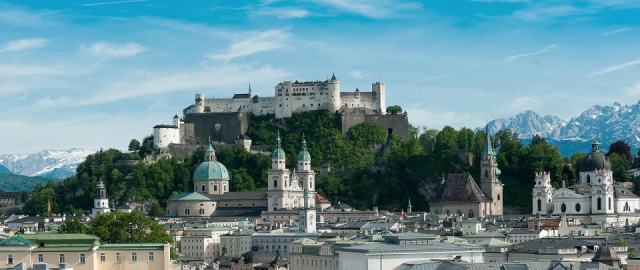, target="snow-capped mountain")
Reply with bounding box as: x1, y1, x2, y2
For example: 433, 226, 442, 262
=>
0, 149, 94, 179
483, 101, 640, 156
